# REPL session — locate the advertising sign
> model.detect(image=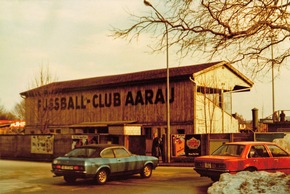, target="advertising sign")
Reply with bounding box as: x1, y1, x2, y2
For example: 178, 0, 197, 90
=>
172, 134, 185, 156
31, 135, 54, 154
184, 134, 201, 156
